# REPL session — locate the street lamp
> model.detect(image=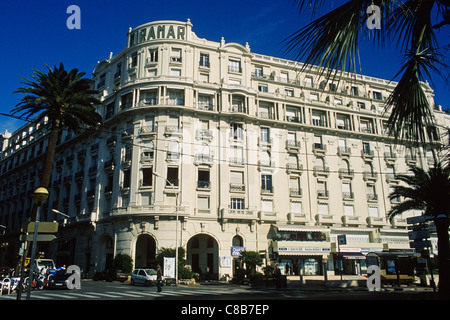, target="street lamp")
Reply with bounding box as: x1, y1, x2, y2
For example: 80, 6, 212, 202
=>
152, 172, 179, 285
26, 187, 49, 300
